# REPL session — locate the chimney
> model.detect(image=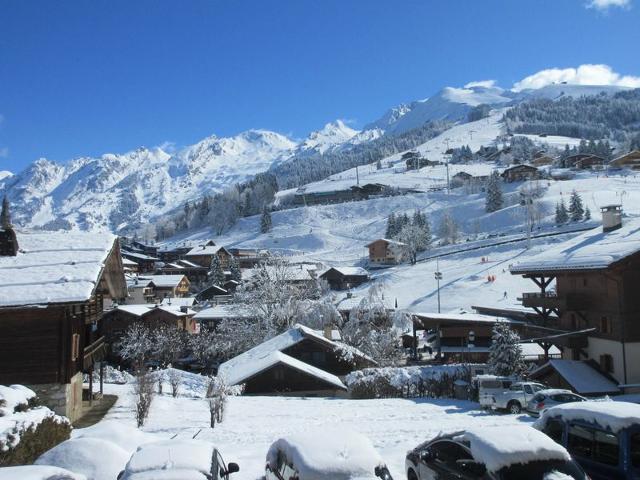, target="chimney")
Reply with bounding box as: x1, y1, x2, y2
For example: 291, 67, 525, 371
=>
180, 306, 188, 314
0, 196, 18, 256
323, 325, 333, 340
601, 205, 623, 232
